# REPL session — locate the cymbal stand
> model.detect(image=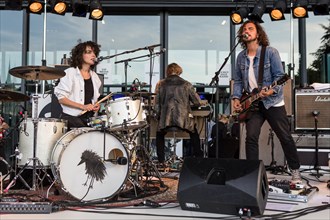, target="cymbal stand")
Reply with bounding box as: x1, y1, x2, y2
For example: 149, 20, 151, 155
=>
7, 80, 49, 191
124, 128, 165, 194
